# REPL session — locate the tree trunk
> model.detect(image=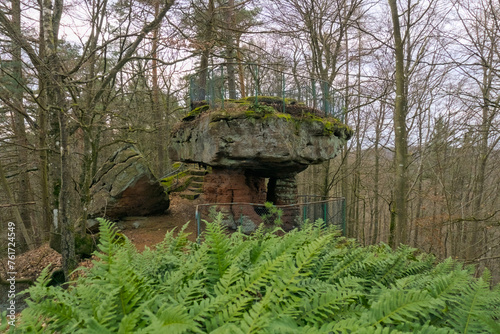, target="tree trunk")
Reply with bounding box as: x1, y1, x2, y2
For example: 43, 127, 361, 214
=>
152, 1, 164, 175
224, 0, 237, 99
236, 36, 246, 98
197, 0, 215, 101
388, 0, 409, 247
37, 8, 52, 240
42, 0, 75, 279
11, 0, 35, 247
